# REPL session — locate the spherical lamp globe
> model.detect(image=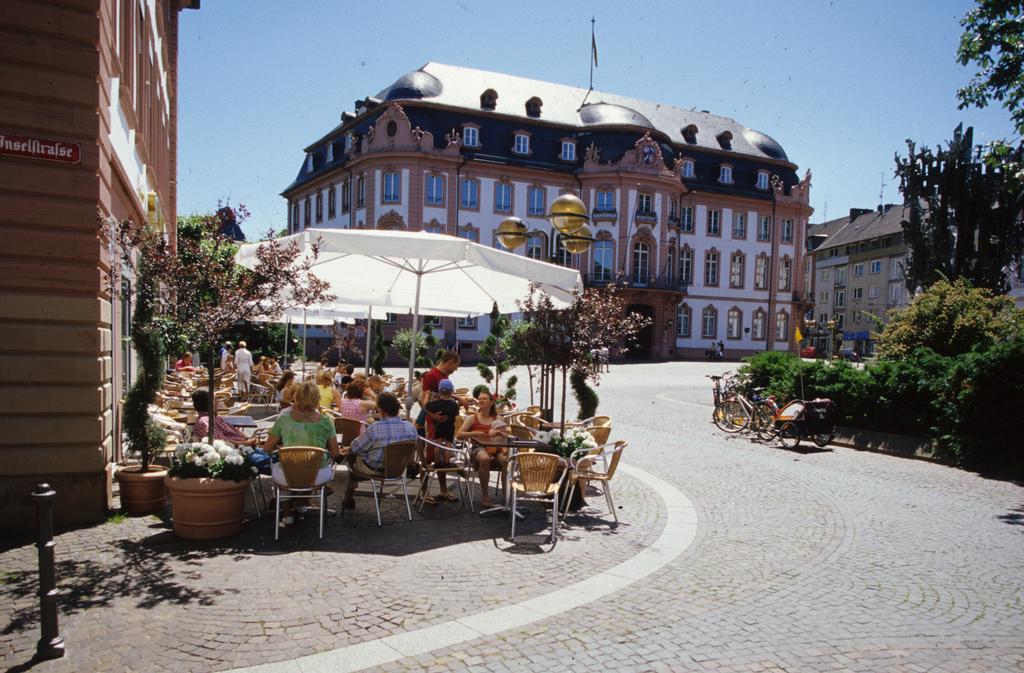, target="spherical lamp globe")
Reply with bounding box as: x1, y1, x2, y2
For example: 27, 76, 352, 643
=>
548, 193, 589, 235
